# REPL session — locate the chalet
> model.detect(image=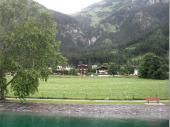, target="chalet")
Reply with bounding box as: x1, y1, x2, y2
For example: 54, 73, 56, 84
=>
78, 64, 88, 75
96, 66, 109, 75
